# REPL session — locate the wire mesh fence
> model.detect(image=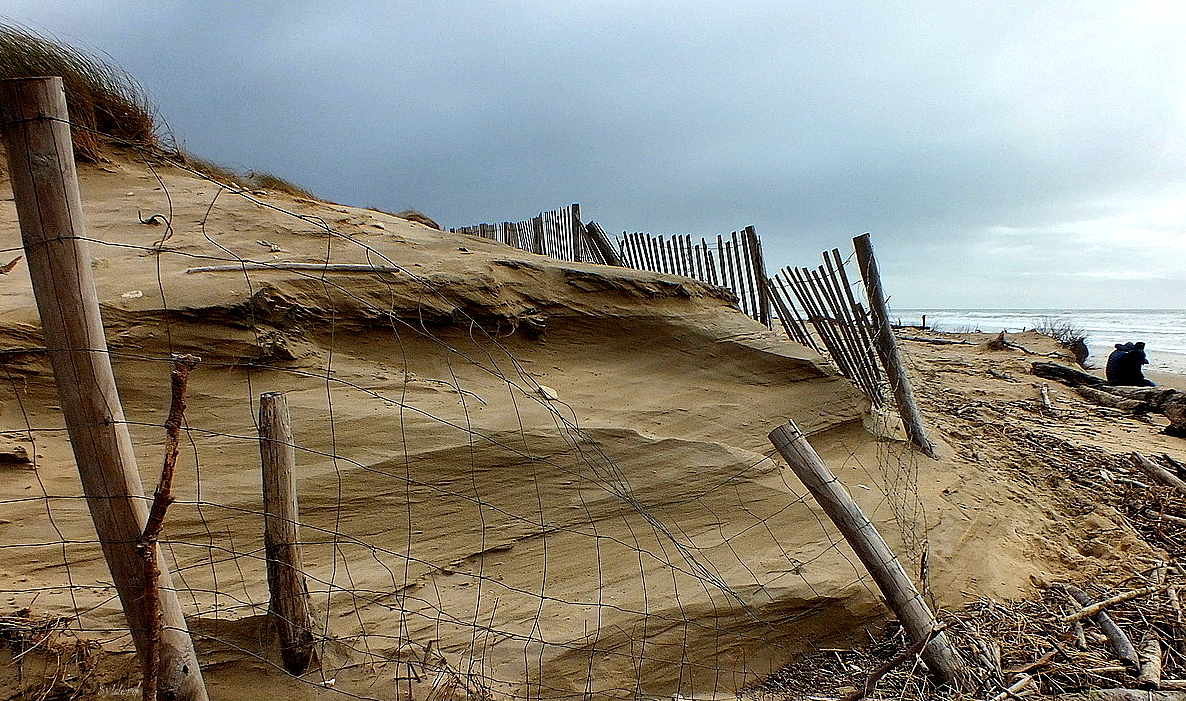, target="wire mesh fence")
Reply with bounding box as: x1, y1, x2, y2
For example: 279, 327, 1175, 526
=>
0, 127, 932, 700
